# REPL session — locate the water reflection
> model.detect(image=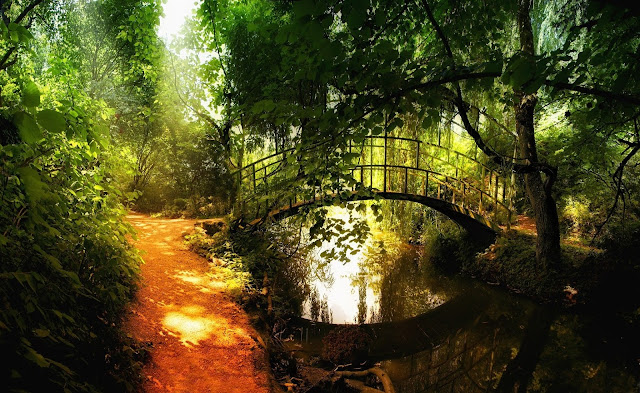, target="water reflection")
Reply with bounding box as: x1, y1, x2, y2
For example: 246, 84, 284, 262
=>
297, 207, 464, 324
280, 207, 639, 392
